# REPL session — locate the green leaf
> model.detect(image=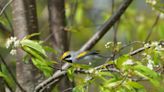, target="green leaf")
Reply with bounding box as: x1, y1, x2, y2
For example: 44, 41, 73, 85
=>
134, 64, 159, 79
31, 58, 53, 77
73, 85, 85, 92
23, 33, 40, 39
98, 72, 113, 77
1, 64, 15, 89
43, 46, 58, 55
67, 68, 74, 82
105, 80, 122, 88
127, 81, 144, 89
20, 39, 46, 57
99, 86, 111, 92
134, 64, 161, 86
75, 4, 83, 24
0, 71, 15, 89
115, 55, 129, 69
23, 46, 45, 62
23, 54, 31, 64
